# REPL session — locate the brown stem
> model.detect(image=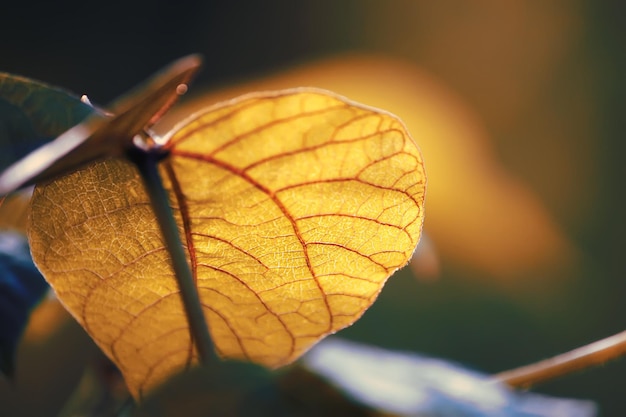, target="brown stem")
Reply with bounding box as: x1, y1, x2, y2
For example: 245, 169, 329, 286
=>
492, 329, 626, 388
